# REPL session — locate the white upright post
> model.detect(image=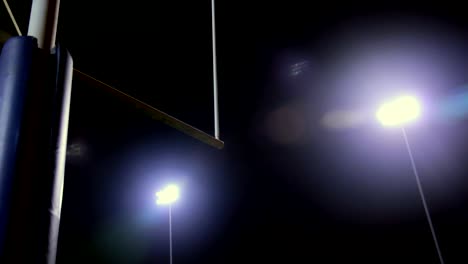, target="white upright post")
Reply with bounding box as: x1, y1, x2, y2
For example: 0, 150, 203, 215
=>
28, 0, 60, 51
211, 0, 220, 139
